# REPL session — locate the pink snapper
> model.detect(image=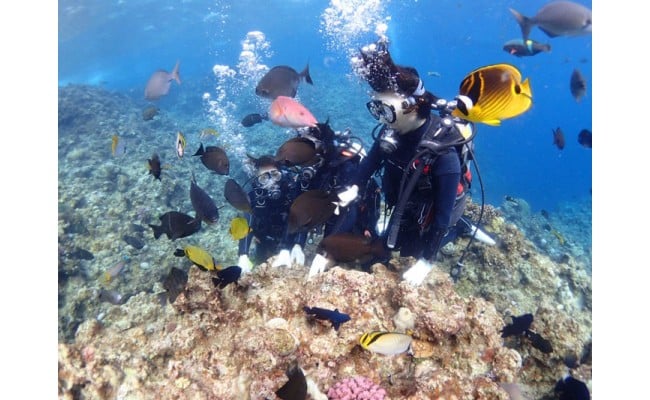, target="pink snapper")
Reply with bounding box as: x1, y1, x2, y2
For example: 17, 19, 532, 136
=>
268, 96, 317, 128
